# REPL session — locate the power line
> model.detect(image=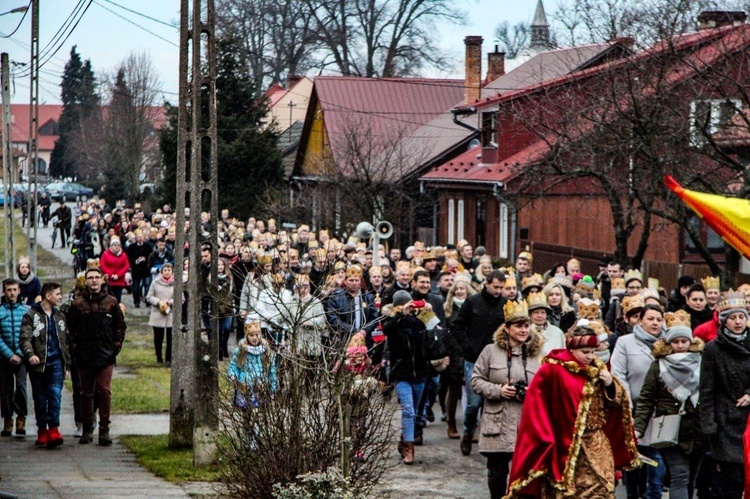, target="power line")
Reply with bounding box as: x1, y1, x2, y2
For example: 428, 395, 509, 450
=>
0, 0, 31, 38
100, 0, 178, 30
92, 0, 178, 47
